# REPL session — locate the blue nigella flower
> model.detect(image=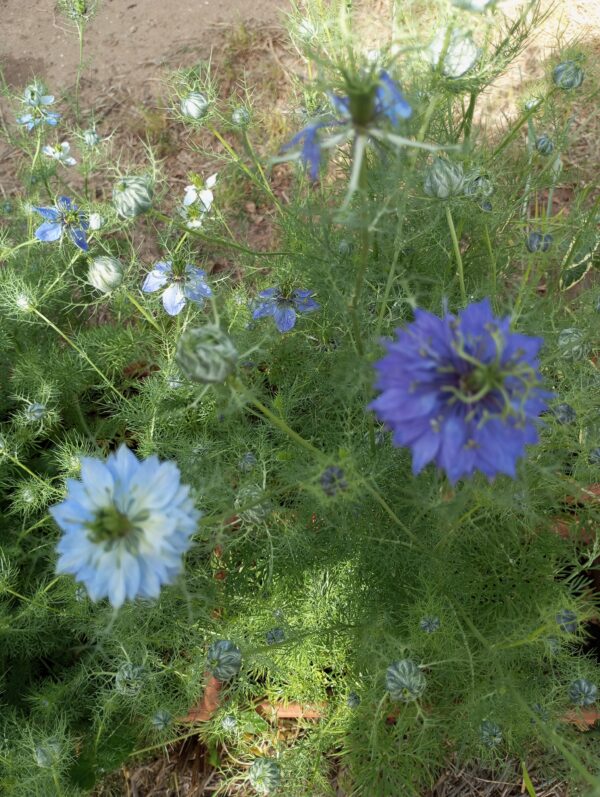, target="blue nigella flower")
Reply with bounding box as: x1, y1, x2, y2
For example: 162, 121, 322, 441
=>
369, 298, 550, 484
50, 444, 201, 608
252, 287, 319, 333
17, 84, 60, 130
279, 70, 412, 185
142, 261, 212, 316
33, 196, 88, 251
